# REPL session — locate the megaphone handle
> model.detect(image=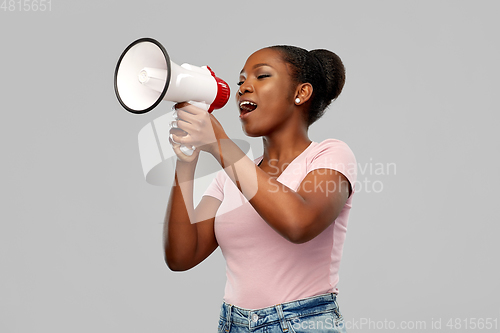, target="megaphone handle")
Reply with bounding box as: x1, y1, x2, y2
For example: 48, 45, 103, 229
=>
176, 101, 210, 157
